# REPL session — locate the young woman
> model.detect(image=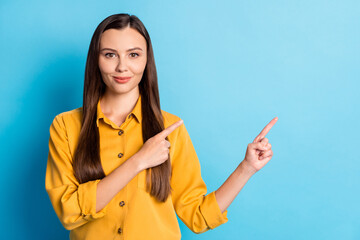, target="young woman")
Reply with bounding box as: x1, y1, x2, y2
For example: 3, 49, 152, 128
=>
45, 13, 278, 240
